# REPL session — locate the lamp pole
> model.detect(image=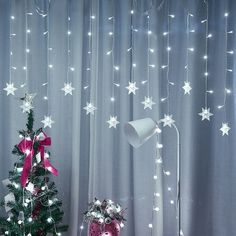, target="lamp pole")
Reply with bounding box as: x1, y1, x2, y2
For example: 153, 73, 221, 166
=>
156, 121, 181, 236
